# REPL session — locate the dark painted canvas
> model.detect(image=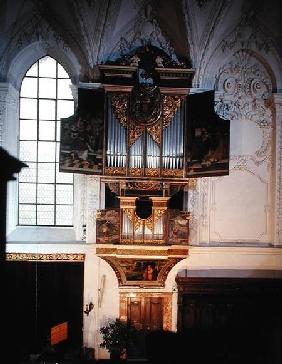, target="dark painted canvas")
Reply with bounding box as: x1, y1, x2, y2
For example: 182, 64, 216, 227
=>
186, 91, 230, 177
59, 88, 105, 174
